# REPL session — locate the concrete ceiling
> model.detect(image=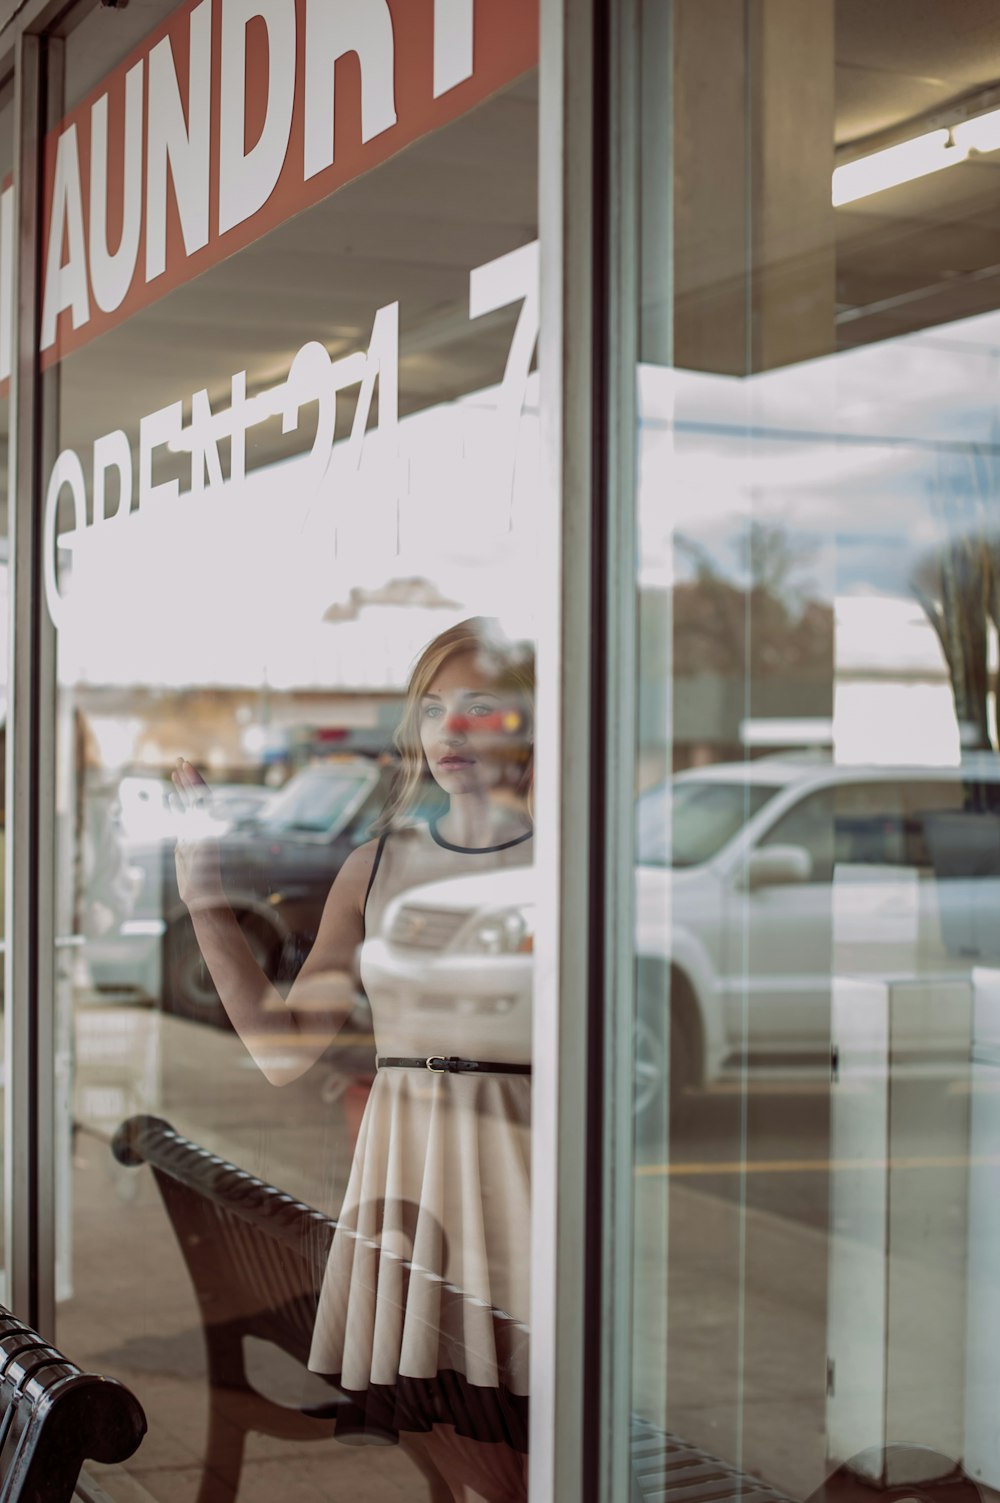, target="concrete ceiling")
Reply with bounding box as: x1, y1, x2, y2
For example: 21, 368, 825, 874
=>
834, 0, 1000, 347
836, 0, 1000, 146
